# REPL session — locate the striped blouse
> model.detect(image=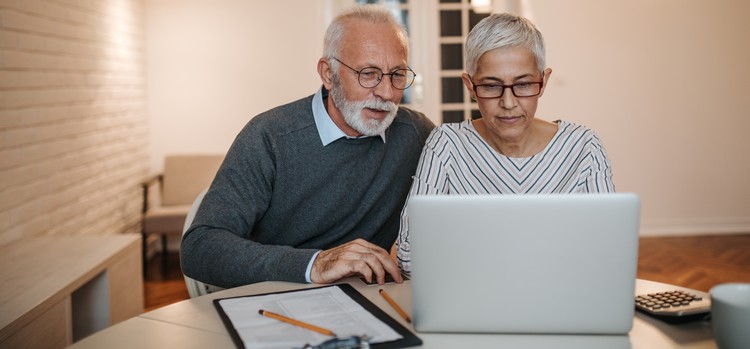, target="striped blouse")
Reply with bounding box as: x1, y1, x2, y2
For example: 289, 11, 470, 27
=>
396, 119, 615, 273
